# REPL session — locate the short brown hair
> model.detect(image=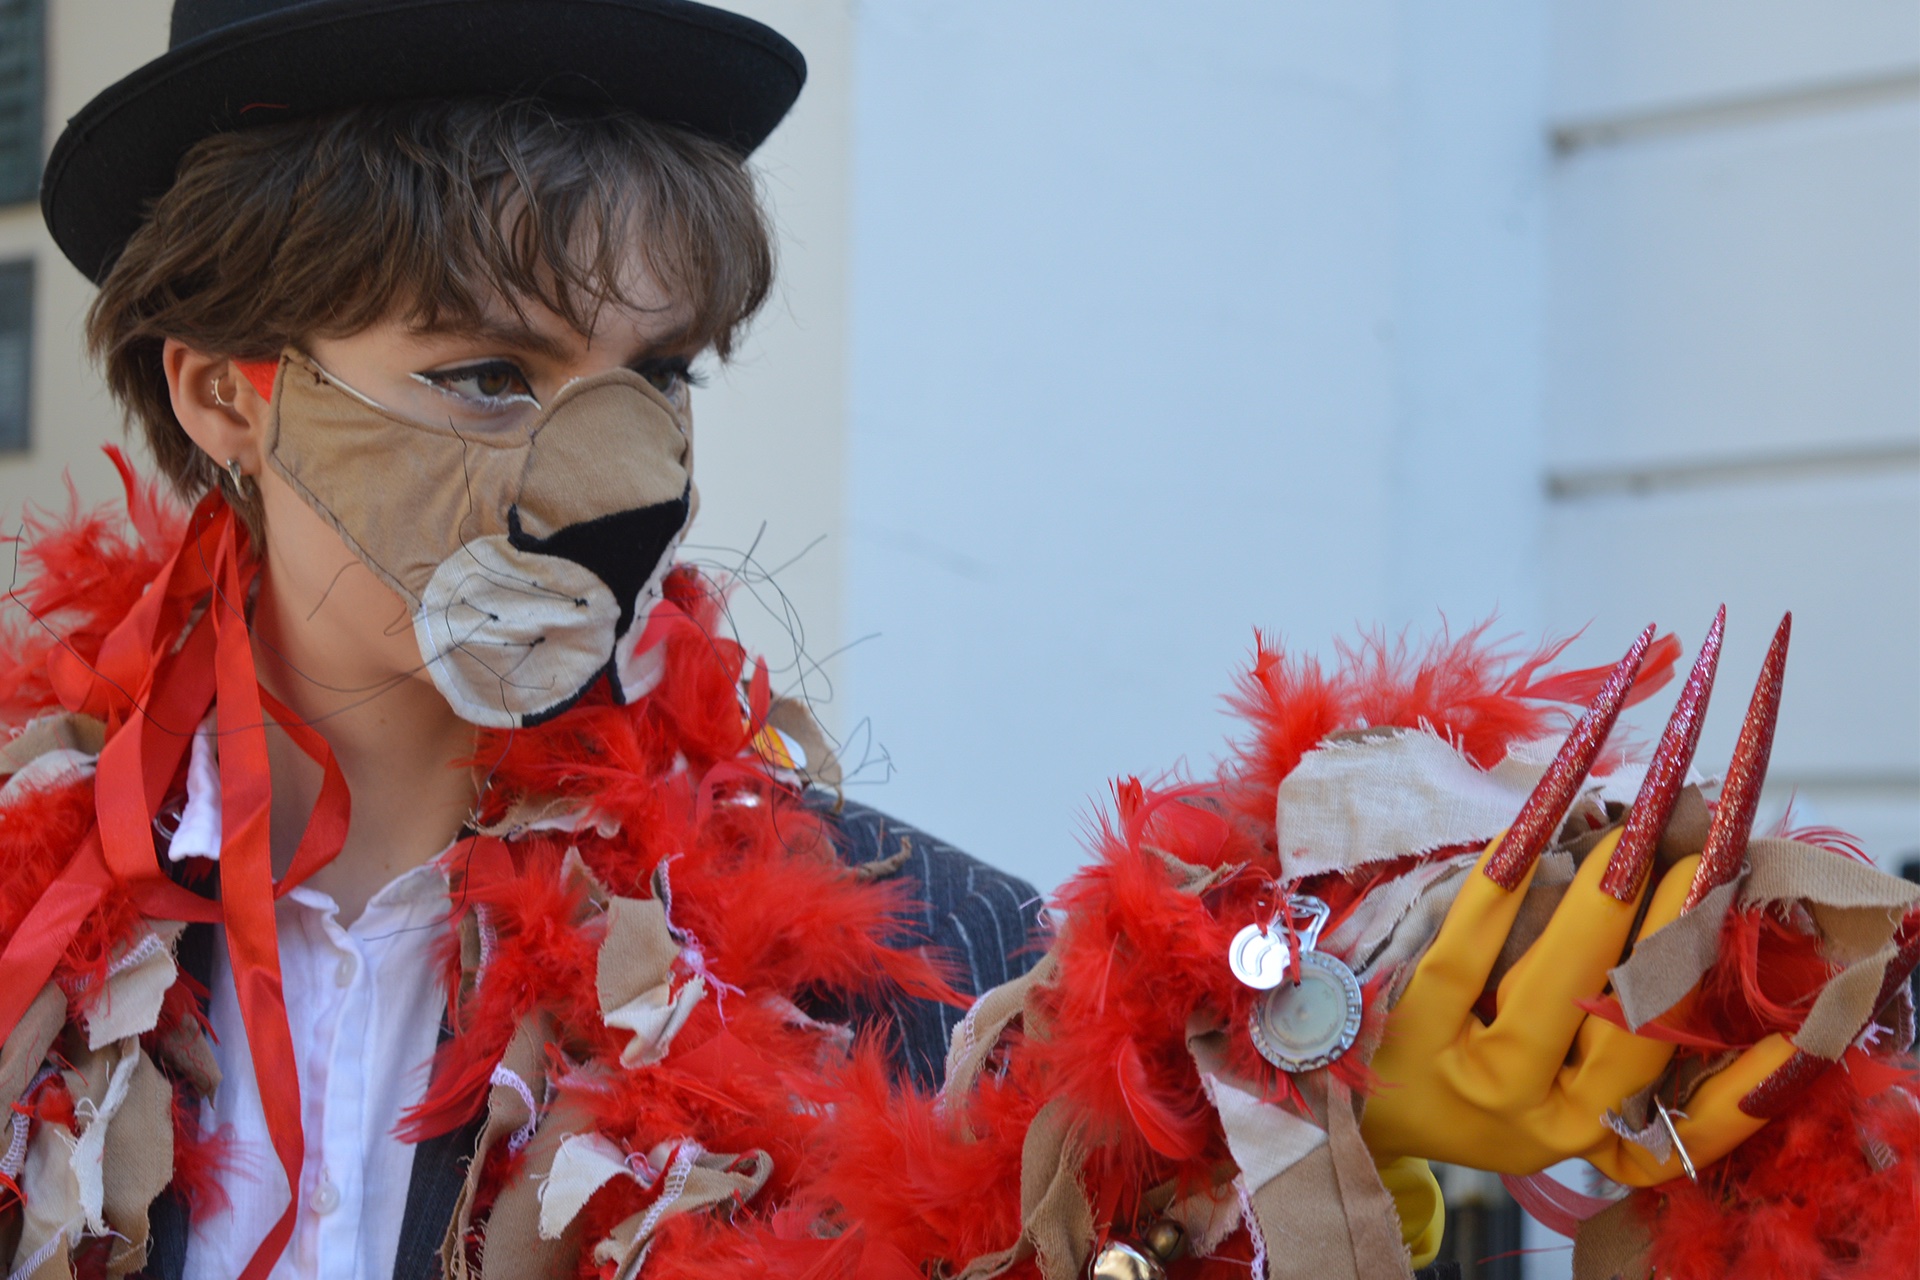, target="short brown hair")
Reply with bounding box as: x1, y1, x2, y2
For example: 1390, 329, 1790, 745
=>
87, 97, 774, 525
